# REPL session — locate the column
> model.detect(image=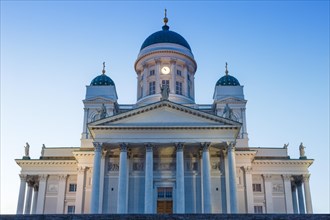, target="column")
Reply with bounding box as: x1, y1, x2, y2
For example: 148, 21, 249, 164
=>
36, 175, 48, 214
227, 142, 238, 213
244, 166, 254, 213
282, 175, 293, 213
144, 144, 153, 213
75, 166, 86, 214
291, 184, 298, 214
296, 178, 305, 214
16, 174, 27, 214
90, 142, 102, 213
117, 143, 128, 213
56, 174, 67, 214
31, 183, 39, 214
155, 59, 161, 94
202, 143, 212, 213
176, 143, 185, 213
303, 174, 313, 213
98, 150, 107, 213
263, 174, 273, 213
142, 64, 148, 97
24, 178, 34, 214
170, 59, 176, 94
220, 151, 227, 213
